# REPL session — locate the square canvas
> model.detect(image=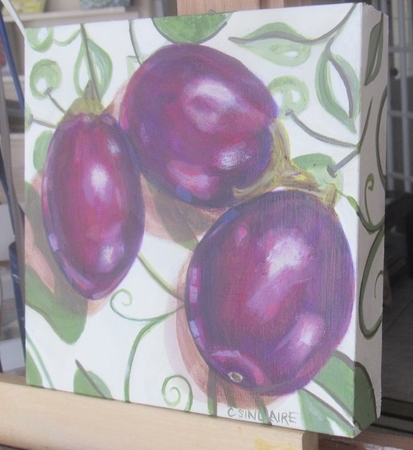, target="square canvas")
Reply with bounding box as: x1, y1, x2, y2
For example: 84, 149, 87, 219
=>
24, 3, 388, 437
